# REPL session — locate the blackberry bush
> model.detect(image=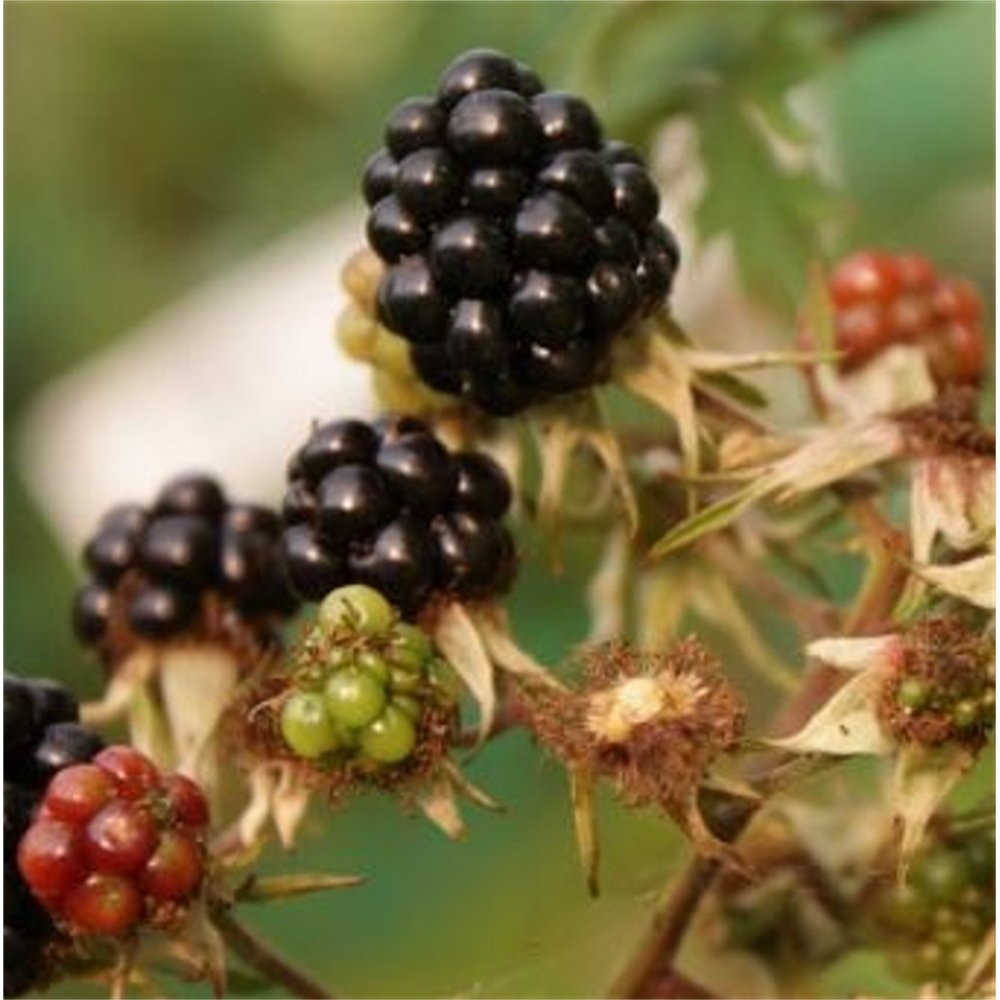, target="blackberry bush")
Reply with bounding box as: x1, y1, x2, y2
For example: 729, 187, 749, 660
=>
72, 473, 298, 661
8, 15, 997, 1000
281, 415, 517, 615
361, 48, 679, 414
4, 674, 105, 998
